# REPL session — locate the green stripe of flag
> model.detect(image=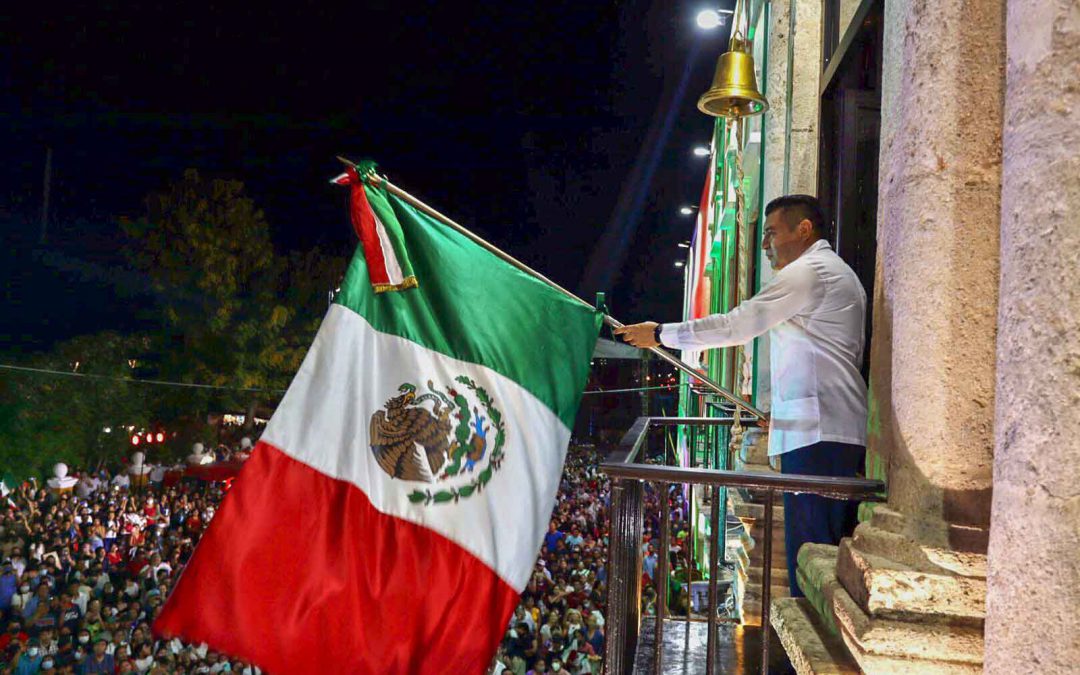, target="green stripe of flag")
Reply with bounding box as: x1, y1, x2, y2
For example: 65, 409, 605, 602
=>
335, 186, 602, 428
